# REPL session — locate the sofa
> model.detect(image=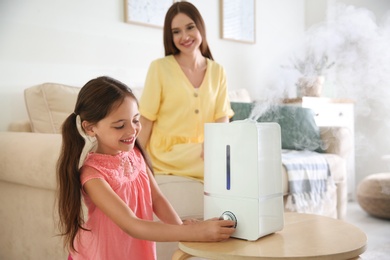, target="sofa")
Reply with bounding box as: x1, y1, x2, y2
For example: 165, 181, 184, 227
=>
0, 83, 352, 260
